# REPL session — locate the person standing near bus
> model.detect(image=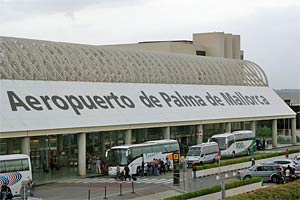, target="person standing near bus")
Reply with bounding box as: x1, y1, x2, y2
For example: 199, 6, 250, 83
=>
140, 155, 145, 177
27, 179, 34, 197
96, 157, 101, 174
116, 162, 120, 180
